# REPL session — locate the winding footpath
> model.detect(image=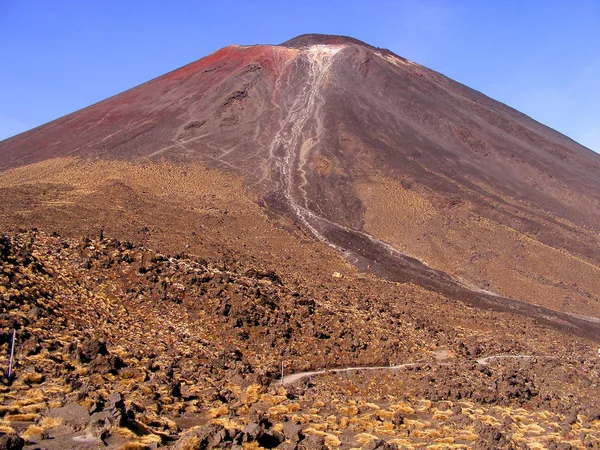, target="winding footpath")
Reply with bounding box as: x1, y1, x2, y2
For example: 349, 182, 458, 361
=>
278, 354, 555, 386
